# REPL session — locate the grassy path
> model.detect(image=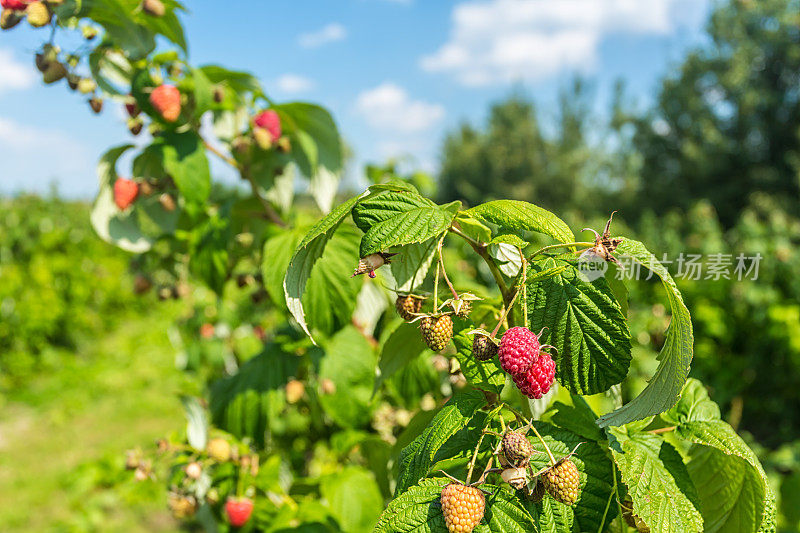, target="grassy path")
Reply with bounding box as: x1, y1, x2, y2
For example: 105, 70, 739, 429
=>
0, 306, 195, 532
